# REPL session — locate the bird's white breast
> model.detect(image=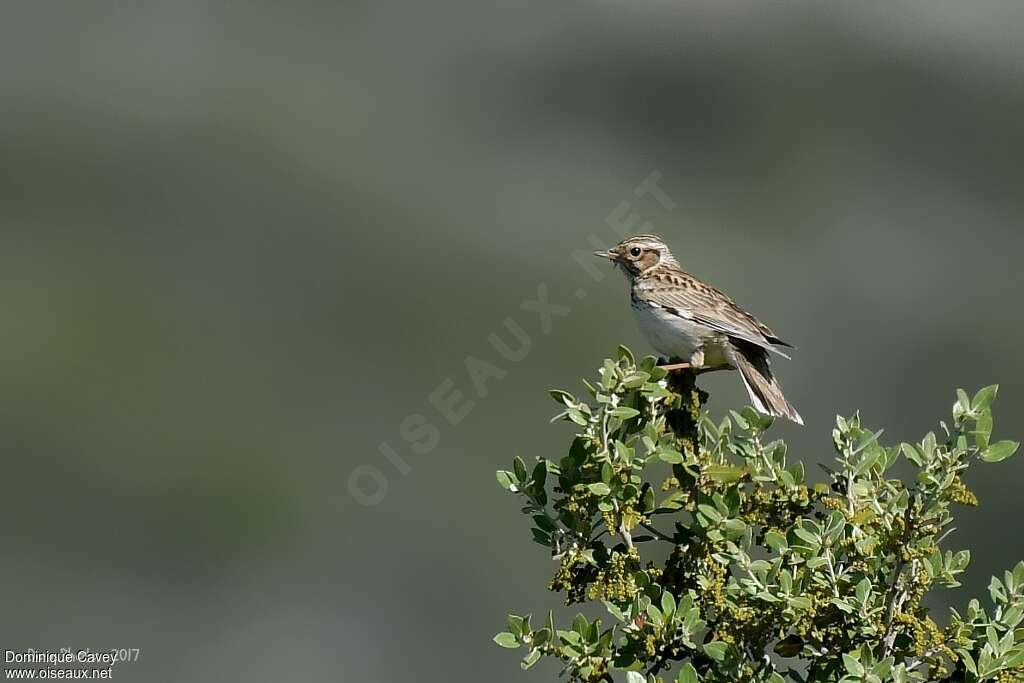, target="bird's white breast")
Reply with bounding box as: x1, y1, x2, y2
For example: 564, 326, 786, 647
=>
631, 301, 732, 368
